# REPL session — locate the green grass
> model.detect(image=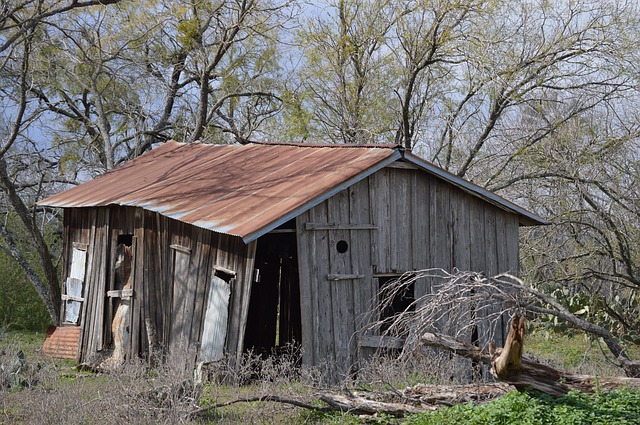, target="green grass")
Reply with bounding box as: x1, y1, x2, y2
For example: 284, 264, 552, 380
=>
310, 389, 640, 425
525, 329, 640, 376
402, 389, 640, 425
1, 329, 48, 350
